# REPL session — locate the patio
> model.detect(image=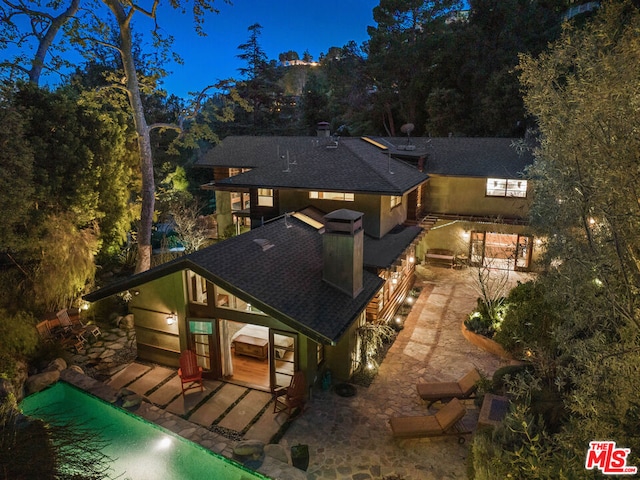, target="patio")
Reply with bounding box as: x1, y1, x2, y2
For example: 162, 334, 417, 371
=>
66, 266, 530, 479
